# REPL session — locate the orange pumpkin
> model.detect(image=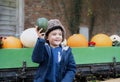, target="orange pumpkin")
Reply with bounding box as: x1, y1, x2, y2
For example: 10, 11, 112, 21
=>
2, 36, 23, 48
91, 33, 112, 47
67, 34, 88, 47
